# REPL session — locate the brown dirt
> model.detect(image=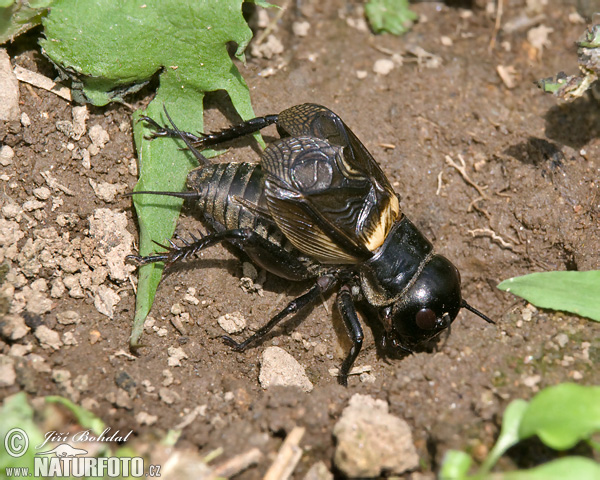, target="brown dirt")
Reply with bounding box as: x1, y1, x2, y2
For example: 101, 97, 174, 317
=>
2, 1, 599, 478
